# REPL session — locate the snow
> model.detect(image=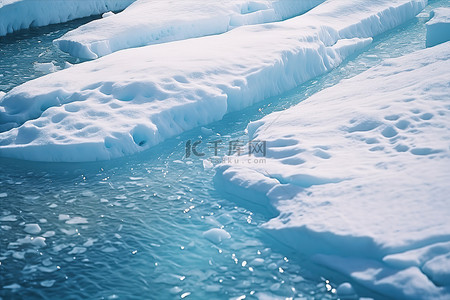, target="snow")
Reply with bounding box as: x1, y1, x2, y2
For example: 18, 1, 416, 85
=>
54, 0, 325, 59
214, 43, 450, 299
0, 0, 427, 162
0, 0, 134, 36
426, 7, 450, 47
